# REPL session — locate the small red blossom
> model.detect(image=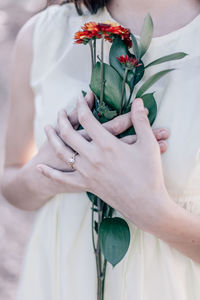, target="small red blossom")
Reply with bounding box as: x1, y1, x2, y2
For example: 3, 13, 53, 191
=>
117, 55, 142, 69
